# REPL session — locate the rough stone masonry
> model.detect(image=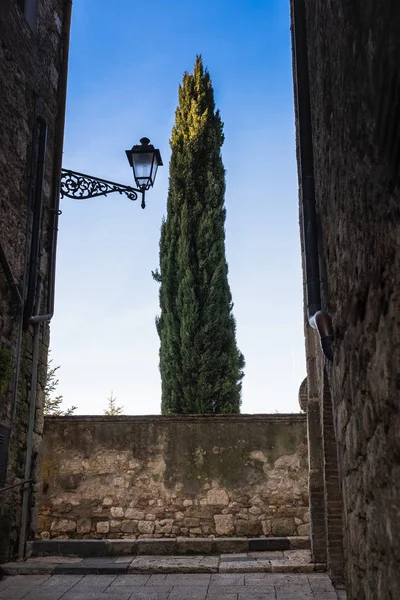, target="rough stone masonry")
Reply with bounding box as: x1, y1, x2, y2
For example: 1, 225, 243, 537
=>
0, 0, 70, 561
291, 0, 400, 598
37, 414, 310, 540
